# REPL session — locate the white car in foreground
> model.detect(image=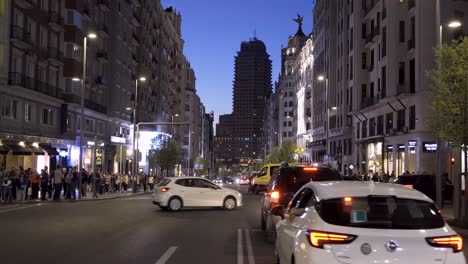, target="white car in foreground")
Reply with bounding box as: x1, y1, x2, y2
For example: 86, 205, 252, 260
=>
273, 181, 465, 264
152, 177, 242, 211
